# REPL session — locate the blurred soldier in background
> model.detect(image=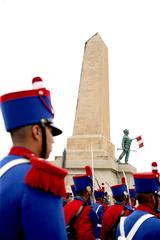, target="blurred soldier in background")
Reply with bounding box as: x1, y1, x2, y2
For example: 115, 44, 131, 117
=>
63, 192, 73, 206
101, 183, 133, 240
92, 188, 107, 239
64, 166, 98, 240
